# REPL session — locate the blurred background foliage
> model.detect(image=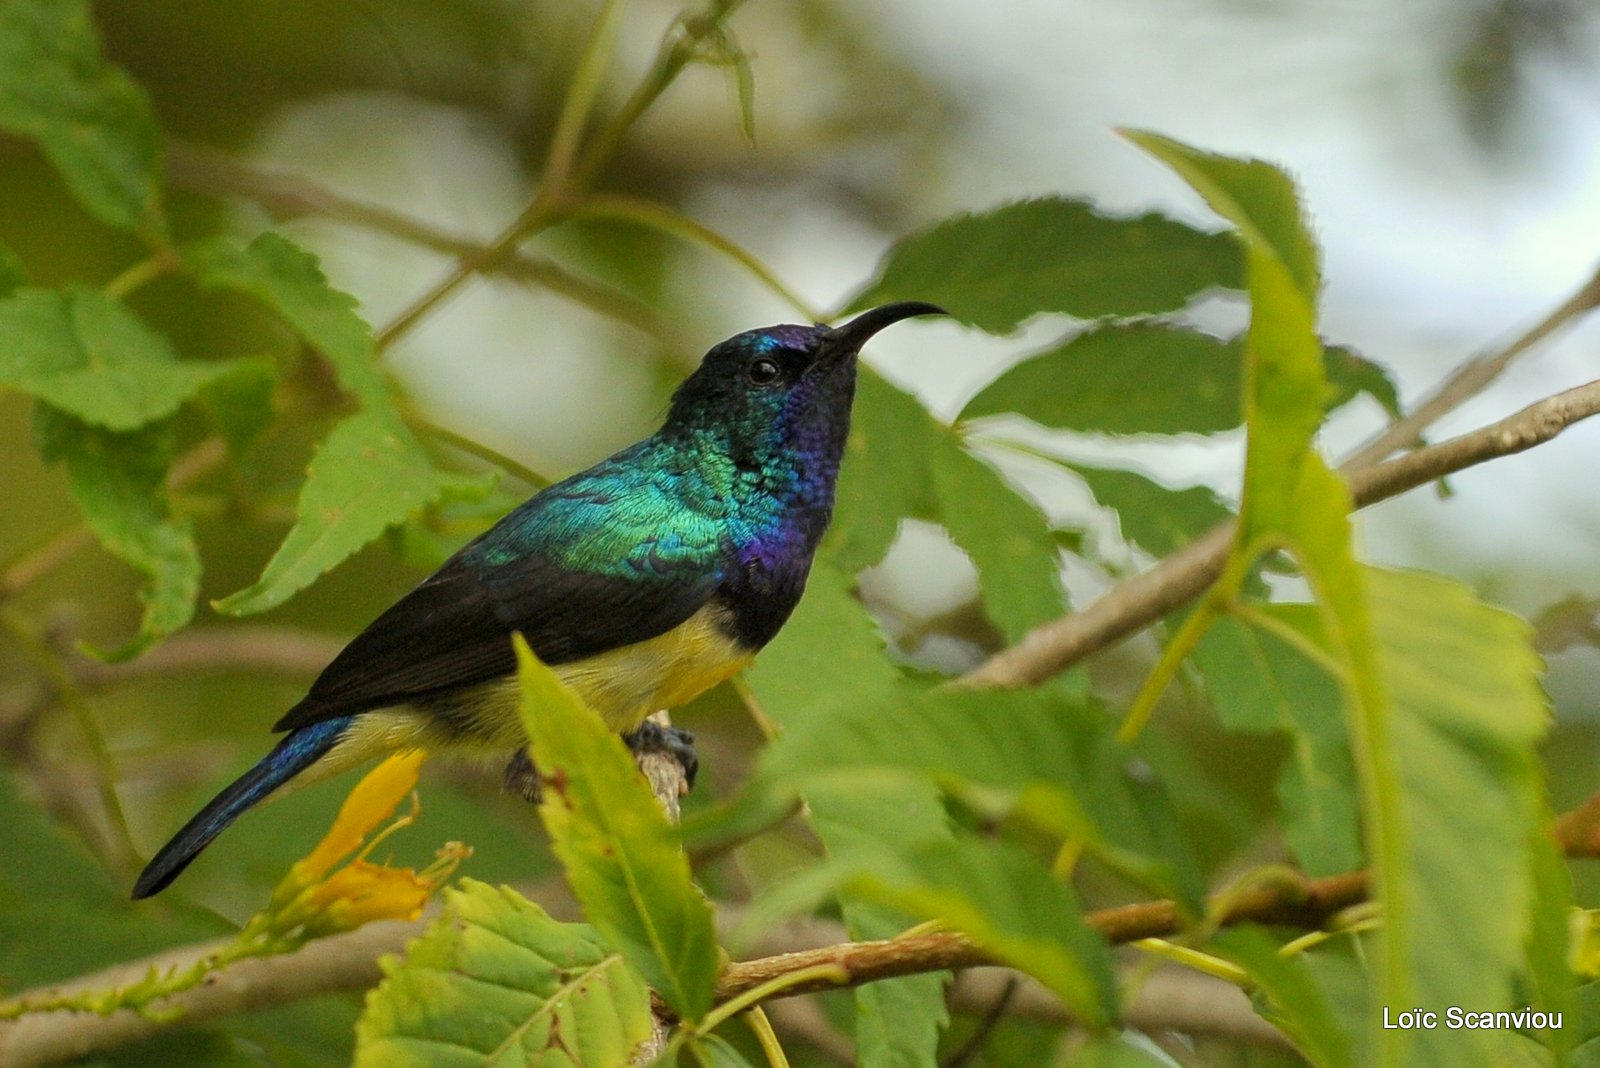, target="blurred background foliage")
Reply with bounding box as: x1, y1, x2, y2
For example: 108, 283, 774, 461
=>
2, 0, 1600, 1064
